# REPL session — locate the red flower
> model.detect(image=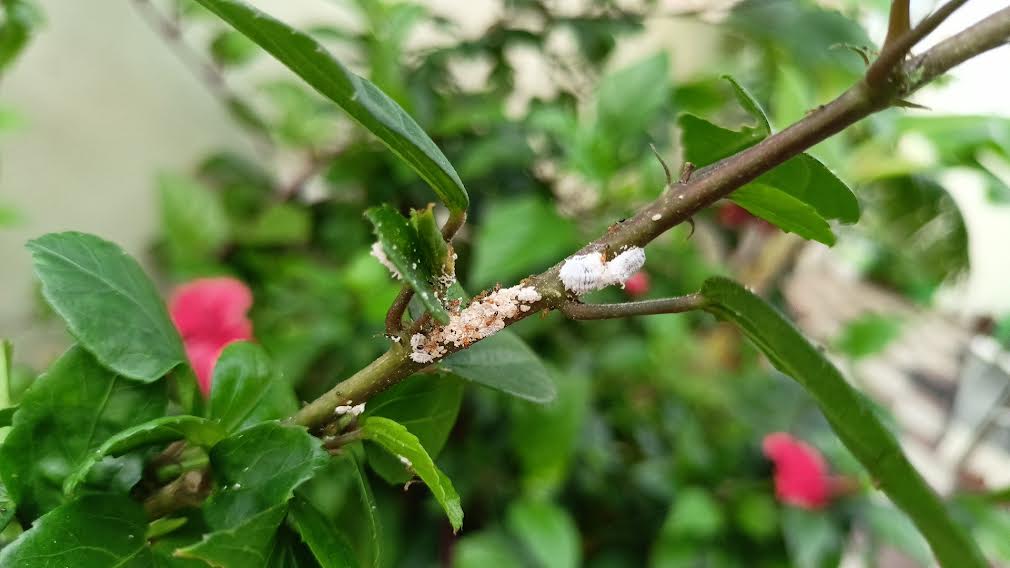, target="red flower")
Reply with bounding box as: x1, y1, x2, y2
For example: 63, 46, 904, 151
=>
762, 432, 831, 509
624, 271, 650, 297
169, 277, 254, 395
